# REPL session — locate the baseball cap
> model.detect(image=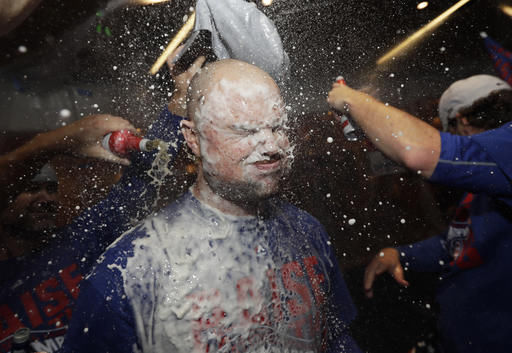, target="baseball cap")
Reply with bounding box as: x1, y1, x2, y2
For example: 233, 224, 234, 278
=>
438, 74, 512, 131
